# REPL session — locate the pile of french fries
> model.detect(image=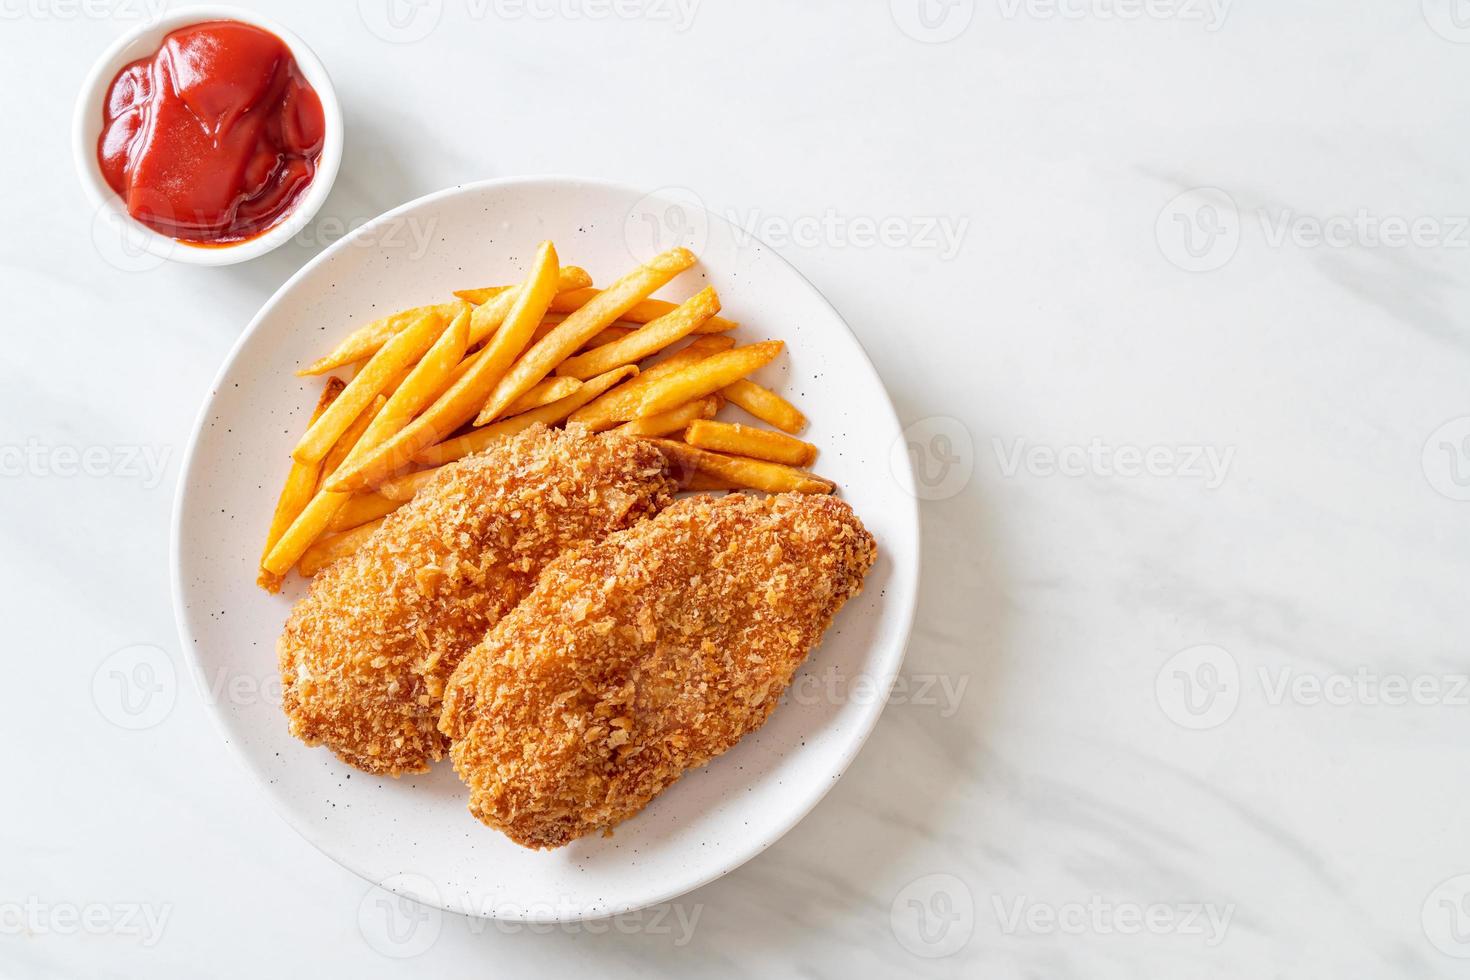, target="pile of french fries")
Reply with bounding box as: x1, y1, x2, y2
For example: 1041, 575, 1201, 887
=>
257, 243, 830, 592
